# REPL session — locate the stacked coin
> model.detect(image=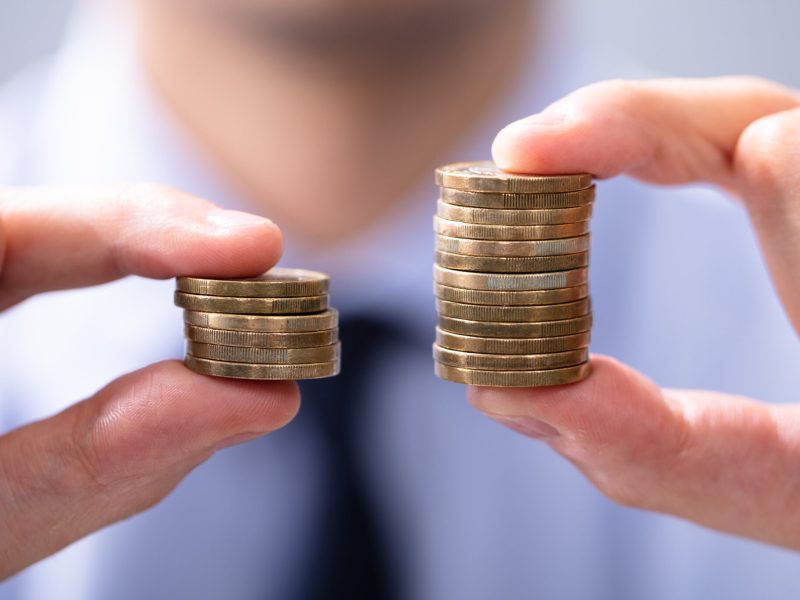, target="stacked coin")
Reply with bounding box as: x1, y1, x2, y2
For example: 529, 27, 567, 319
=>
433, 161, 593, 387
175, 268, 340, 380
